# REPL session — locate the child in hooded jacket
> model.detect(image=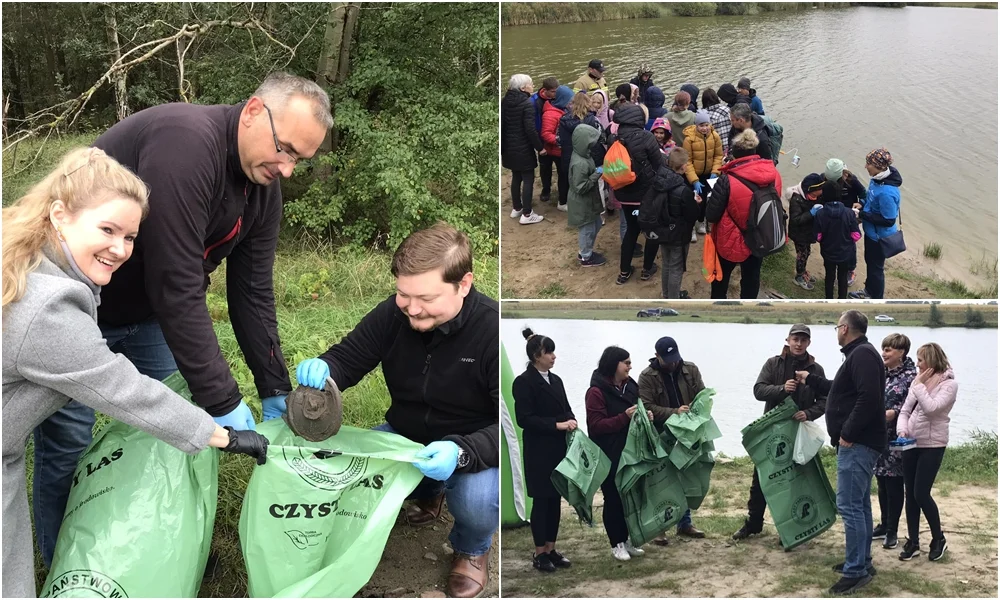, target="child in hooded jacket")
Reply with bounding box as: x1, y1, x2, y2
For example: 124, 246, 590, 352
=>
650, 118, 676, 157
813, 195, 862, 299
567, 124, 607, 267
785, 173, 827, 291
682, 110, 723, 239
